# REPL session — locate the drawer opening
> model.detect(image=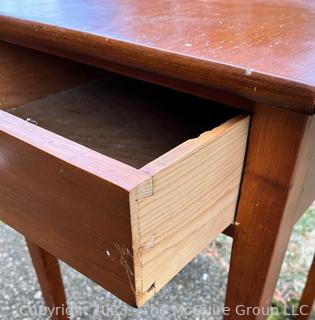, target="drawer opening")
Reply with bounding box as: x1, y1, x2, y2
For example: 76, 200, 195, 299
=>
7, 74, 241, 169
